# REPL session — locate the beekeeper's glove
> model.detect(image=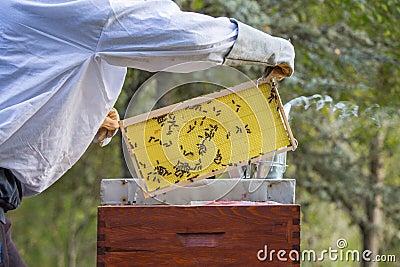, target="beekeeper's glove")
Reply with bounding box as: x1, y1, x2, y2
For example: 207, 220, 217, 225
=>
223, 20, 295, 78
94, 108, 120, 147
